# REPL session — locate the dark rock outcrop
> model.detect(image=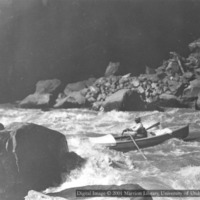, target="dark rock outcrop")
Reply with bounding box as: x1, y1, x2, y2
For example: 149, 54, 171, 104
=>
25, 184, 152, 200
0, 123, 85, 200
20, 79, 61, 108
